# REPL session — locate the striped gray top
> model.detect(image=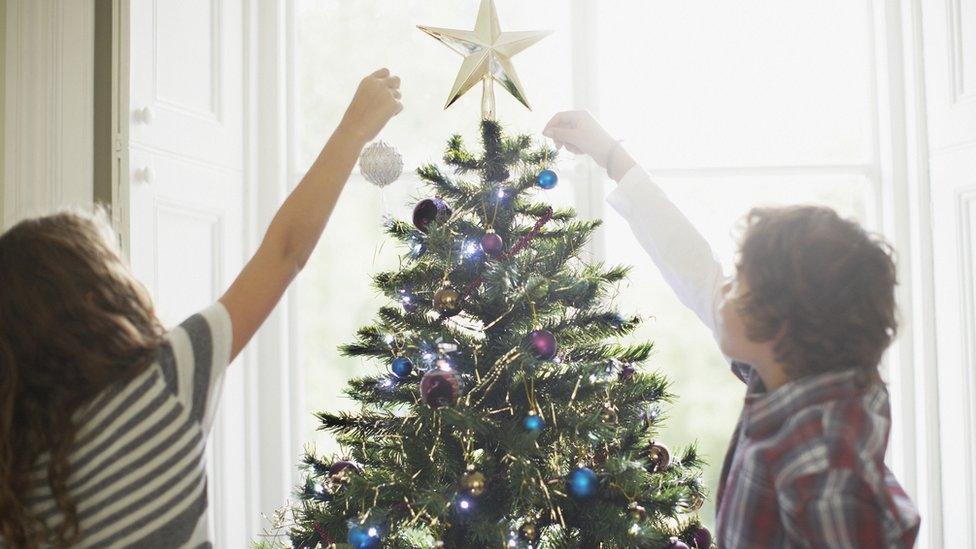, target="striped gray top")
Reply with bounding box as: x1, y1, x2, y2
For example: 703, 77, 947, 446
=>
17, 303, 232, 548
